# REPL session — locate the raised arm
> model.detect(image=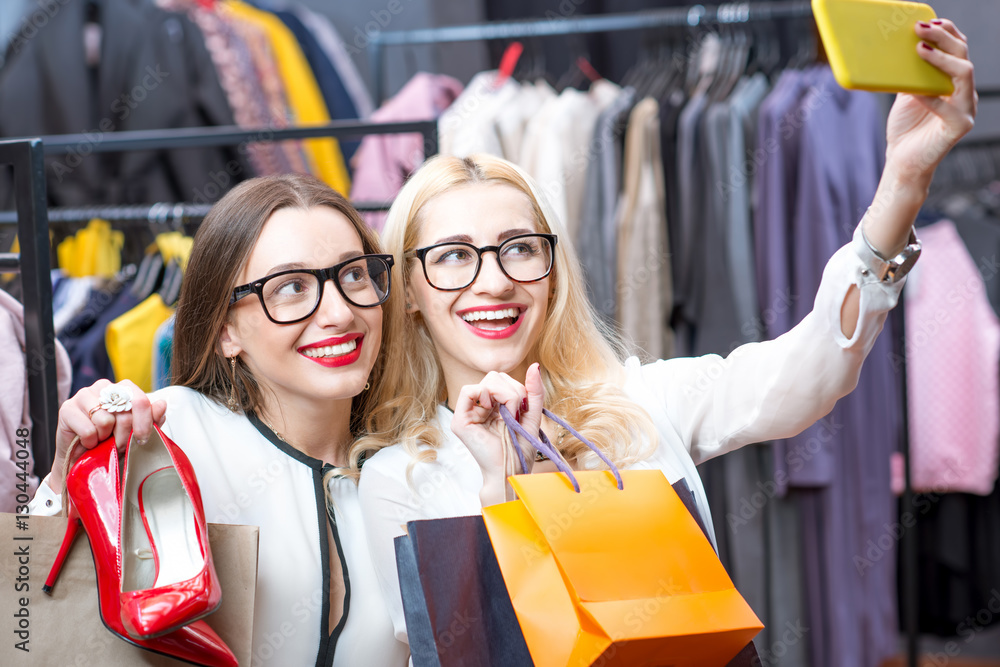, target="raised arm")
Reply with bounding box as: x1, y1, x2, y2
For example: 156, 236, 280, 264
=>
842, 18, 976, 336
